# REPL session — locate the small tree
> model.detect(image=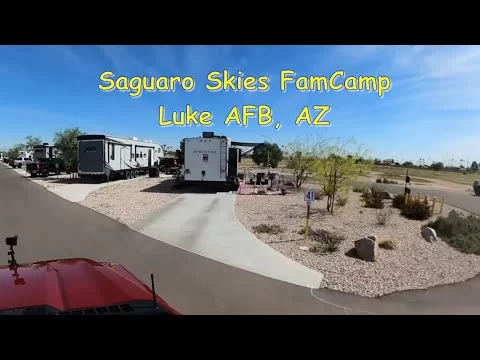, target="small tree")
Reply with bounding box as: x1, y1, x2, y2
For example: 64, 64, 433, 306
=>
471, 161, 479, 171
53, 127, 86, 177
6, 143, 25, 159
24, 136, 43, 151
251, 142, 283, 168
315, 141, 371, 215
175, 139, 185, 165
431, 162, 444, 171
286, 135, 329, 188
